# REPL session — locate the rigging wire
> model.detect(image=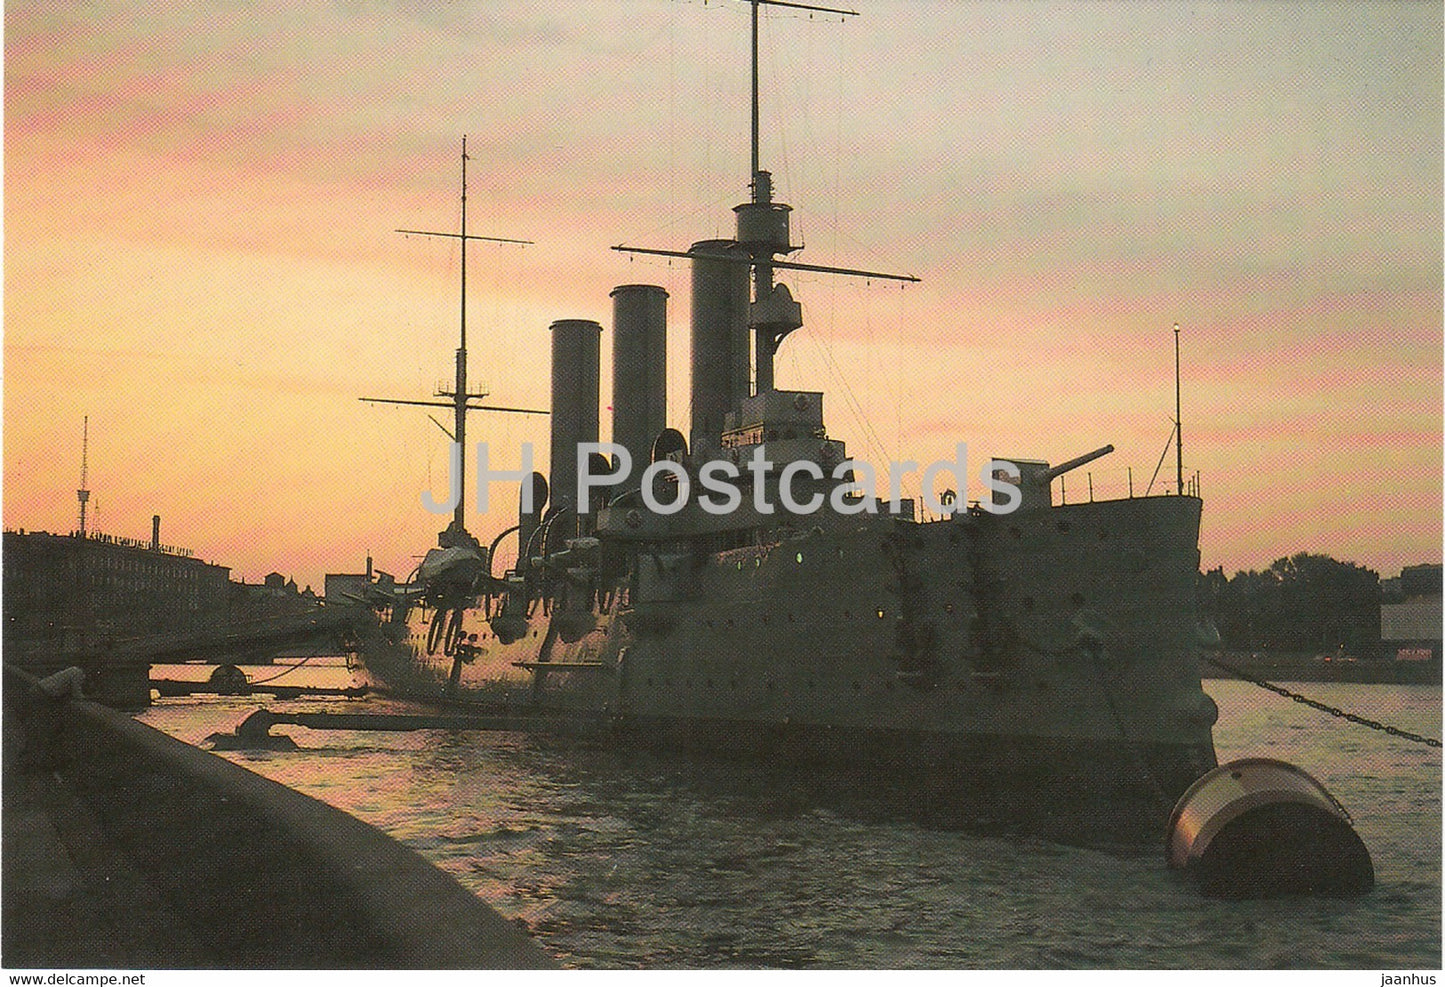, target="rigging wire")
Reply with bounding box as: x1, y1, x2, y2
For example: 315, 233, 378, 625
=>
801, 295, 893, 478
1145, 419, 1178, 496
895, 280, 905, 470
